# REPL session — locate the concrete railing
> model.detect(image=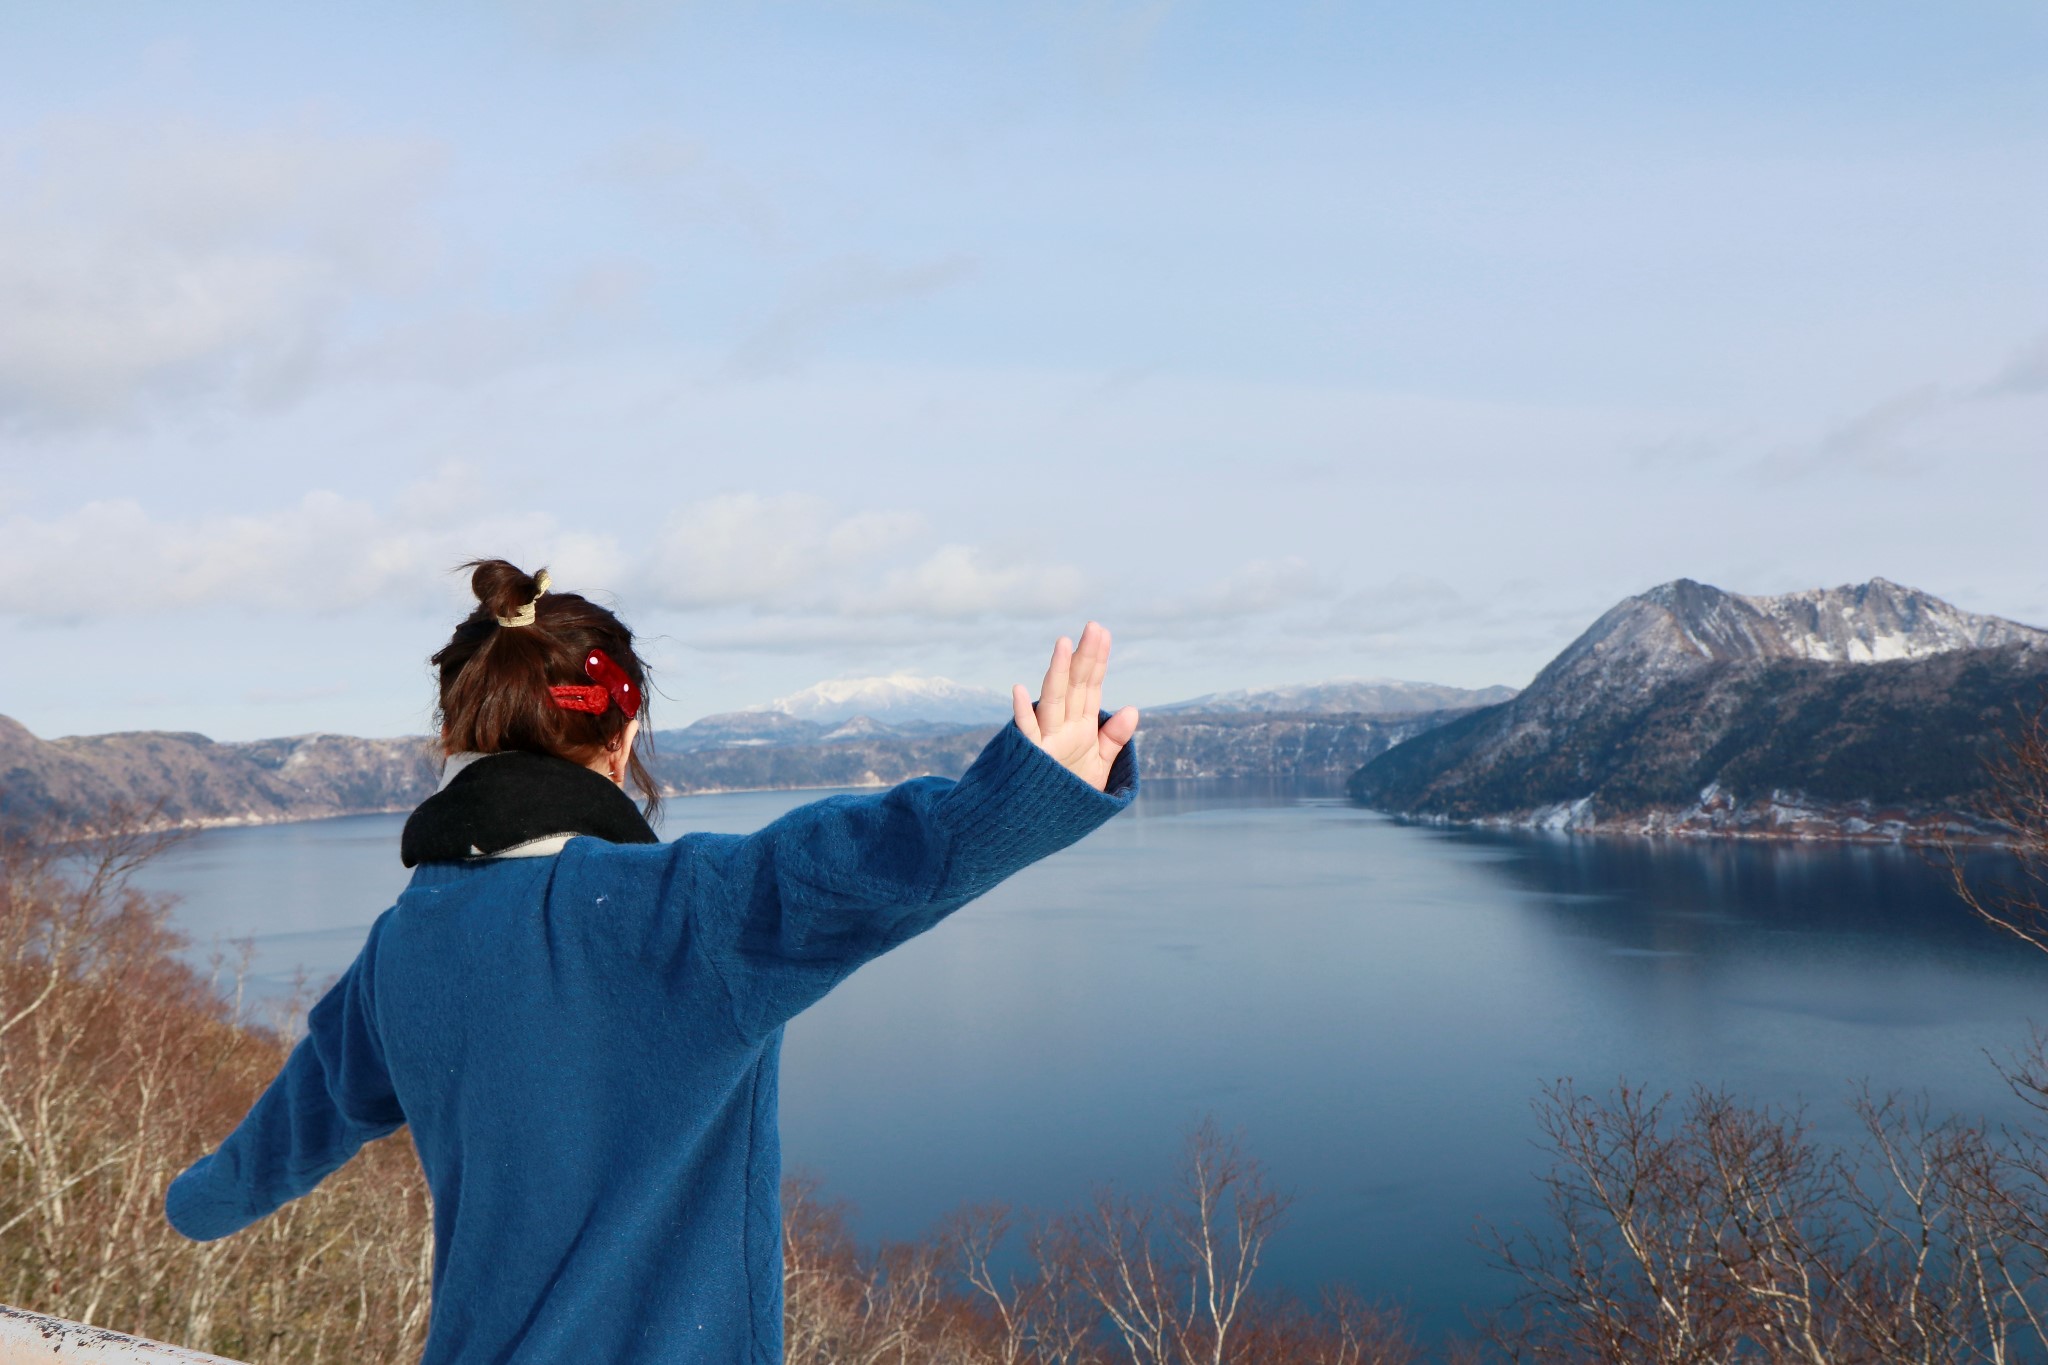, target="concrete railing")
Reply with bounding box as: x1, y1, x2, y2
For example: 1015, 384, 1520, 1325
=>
0, 1305, 242, 1364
